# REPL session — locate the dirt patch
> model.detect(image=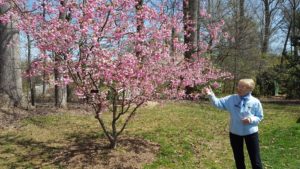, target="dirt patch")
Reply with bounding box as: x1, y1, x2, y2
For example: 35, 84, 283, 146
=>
52, 136, 160, 169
